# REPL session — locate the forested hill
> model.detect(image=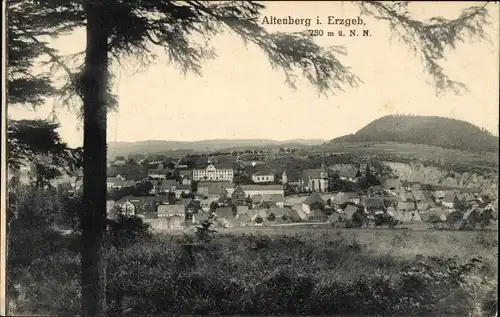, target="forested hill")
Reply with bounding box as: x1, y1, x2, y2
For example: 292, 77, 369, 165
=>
329, 115, 499, 152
